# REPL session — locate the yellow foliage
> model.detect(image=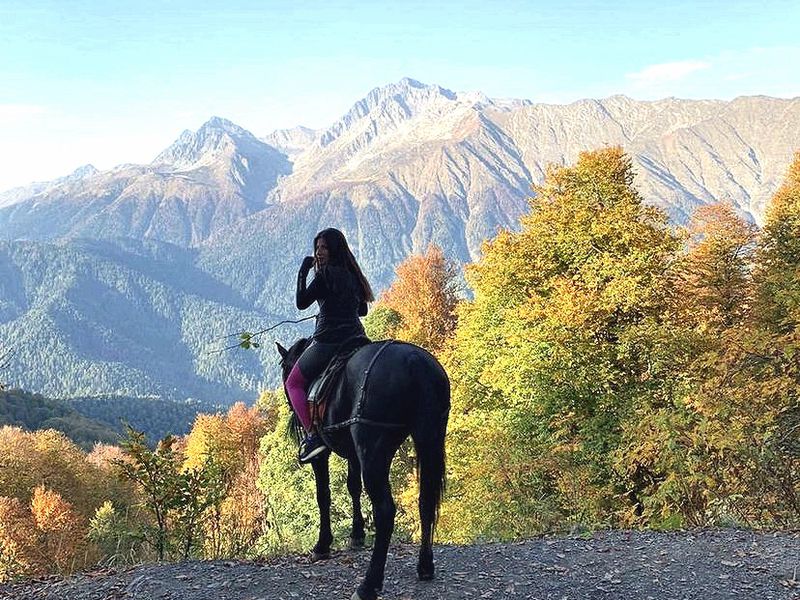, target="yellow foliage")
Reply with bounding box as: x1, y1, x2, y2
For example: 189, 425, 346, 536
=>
378, 244, 459, 354
0, 496, 44, 582
183, 402, 270, 474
